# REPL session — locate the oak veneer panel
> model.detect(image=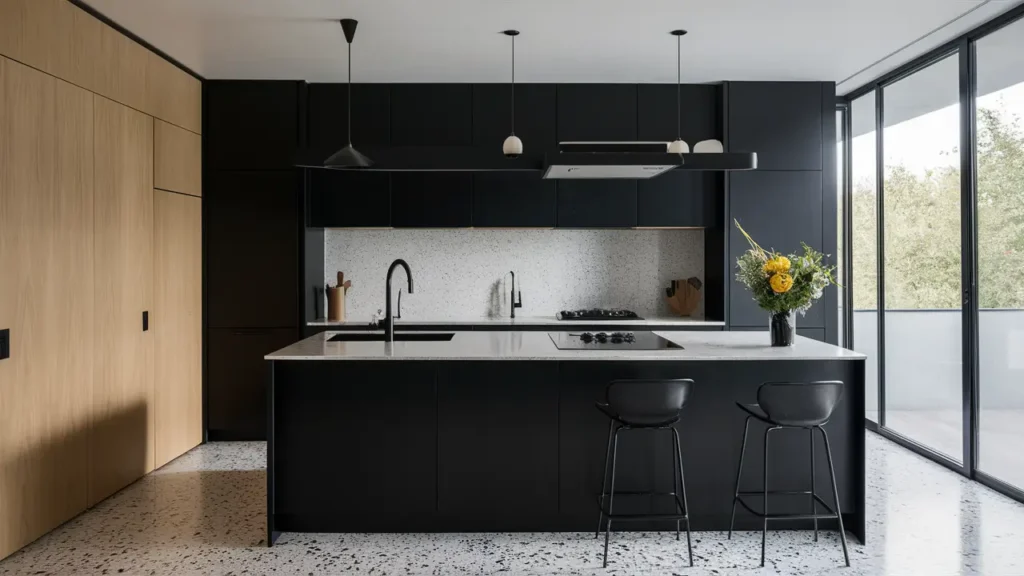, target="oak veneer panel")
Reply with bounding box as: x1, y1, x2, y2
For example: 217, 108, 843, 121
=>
0, 0, 101, 90
154, 190, 202, 468
93, 22, 148, 114
91, 95, 155, 506
0, 57, 95, 560
146, 52, 201, 134
155, 119, 202, 197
